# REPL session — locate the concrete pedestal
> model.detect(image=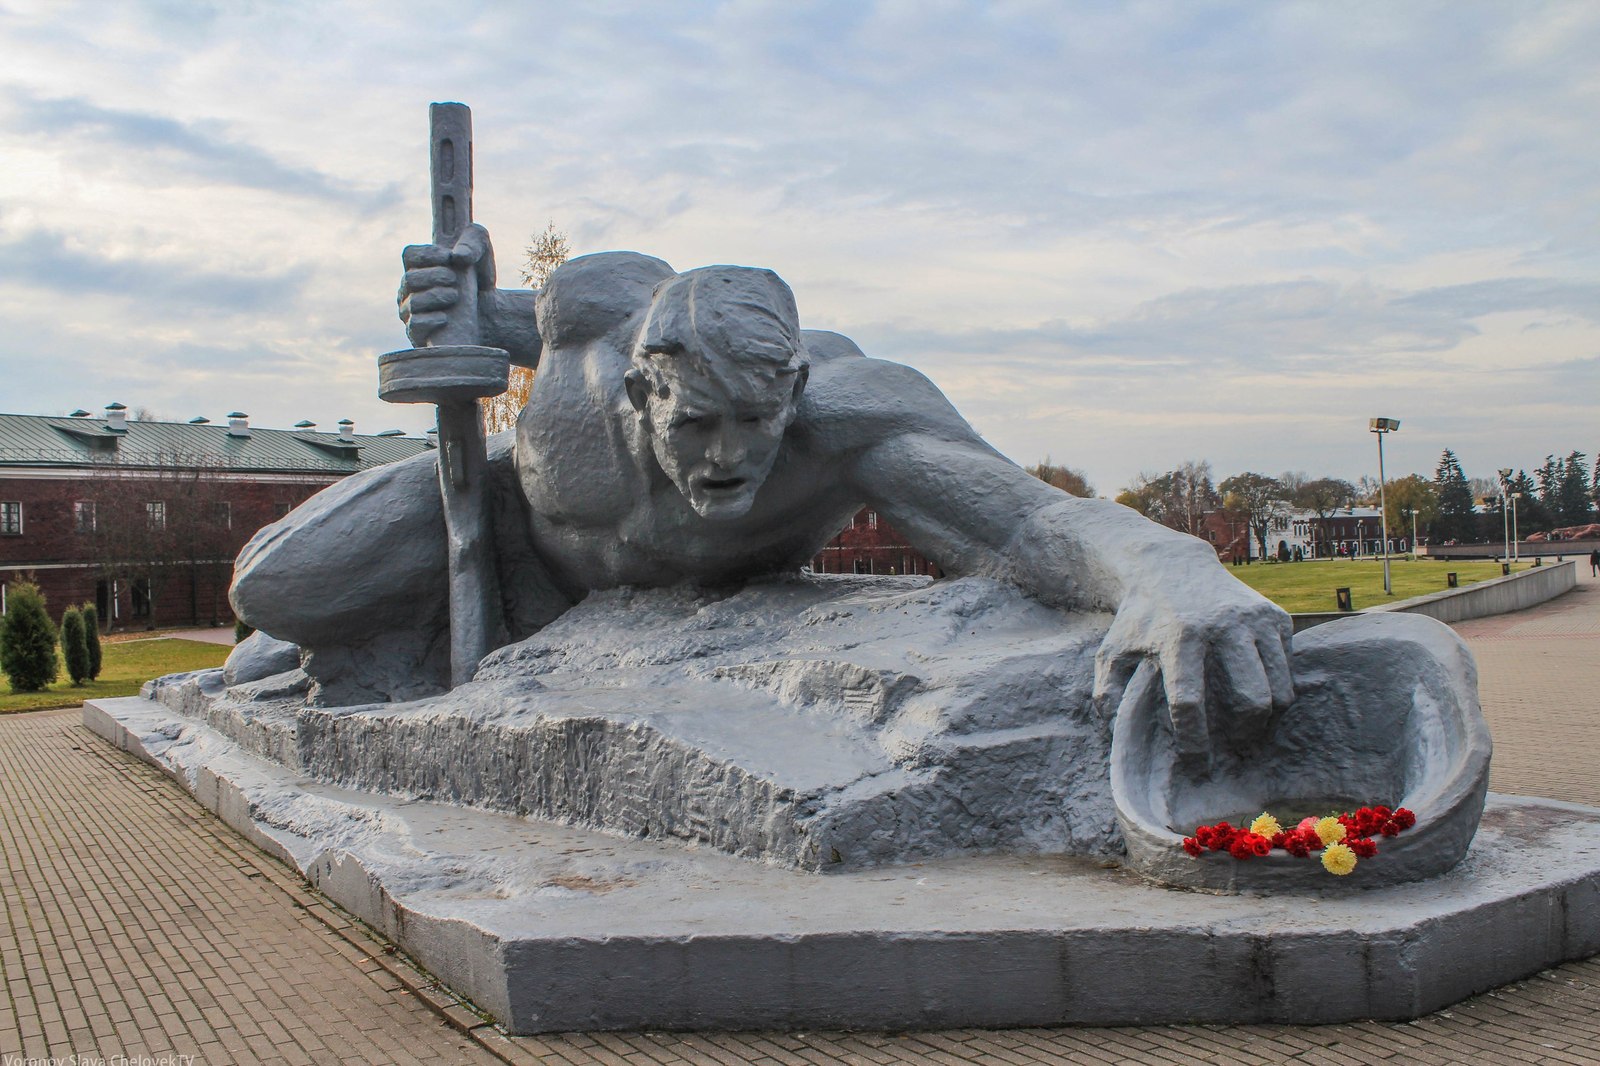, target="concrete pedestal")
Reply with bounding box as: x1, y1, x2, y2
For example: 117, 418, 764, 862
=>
86, 694, 1600, 1034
